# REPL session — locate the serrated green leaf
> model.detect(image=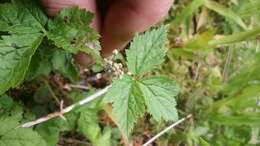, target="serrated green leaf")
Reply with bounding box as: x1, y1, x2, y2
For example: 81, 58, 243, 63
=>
0, 95, 47, 146
78, 110, 101, 144
126, 26, 168, 76
0, 0, 46, 34
104, 75, 145, 137
36, 120, 61, 146
138, 76, 179, 121
0, 34, 43, 95
0, 103, 22, 136
0, 128, 47, 146
13, 0, 48, 28
0, 1, 45, 95
47, 7, 102, 64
